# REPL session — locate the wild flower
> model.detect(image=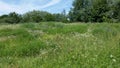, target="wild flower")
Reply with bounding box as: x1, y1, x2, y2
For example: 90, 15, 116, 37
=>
110, 55, 114, 58
112, 59, 116, 62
